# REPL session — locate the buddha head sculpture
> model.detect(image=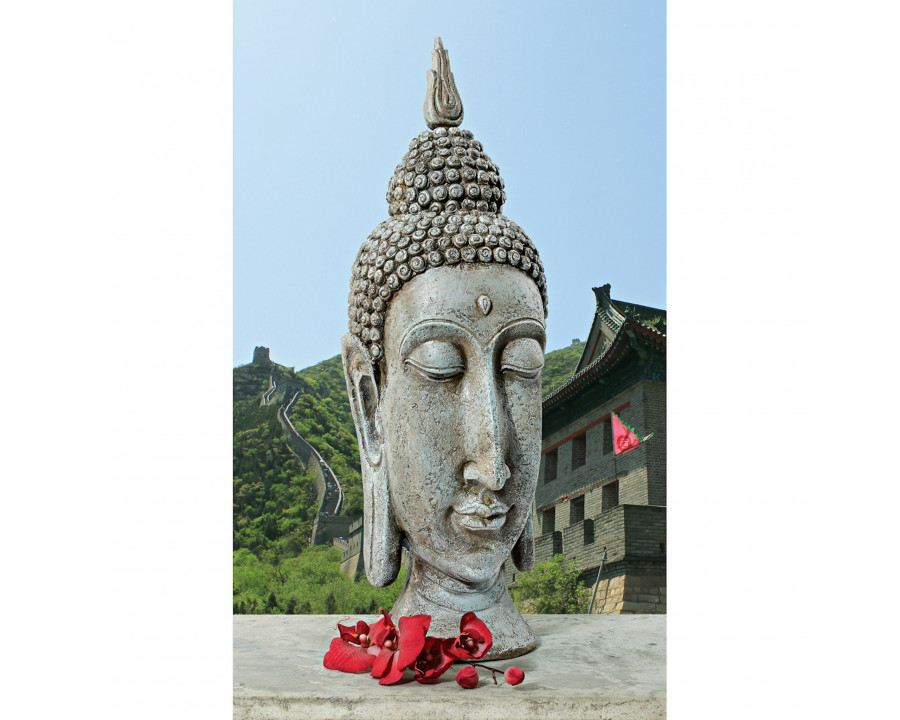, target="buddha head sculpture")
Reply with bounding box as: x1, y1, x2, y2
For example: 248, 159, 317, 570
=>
341, 38, 548, 659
